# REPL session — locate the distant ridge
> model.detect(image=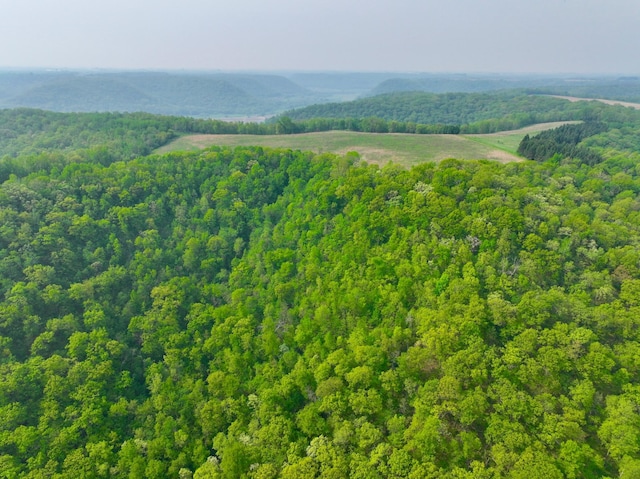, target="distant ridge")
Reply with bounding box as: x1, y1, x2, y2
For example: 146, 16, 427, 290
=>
367, 75, 640, 103
279, 91, 586, 128
0, 71, 321, 117
7, 76, 155, 112
1, 71, 639, 118
368, 76, 553, 95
